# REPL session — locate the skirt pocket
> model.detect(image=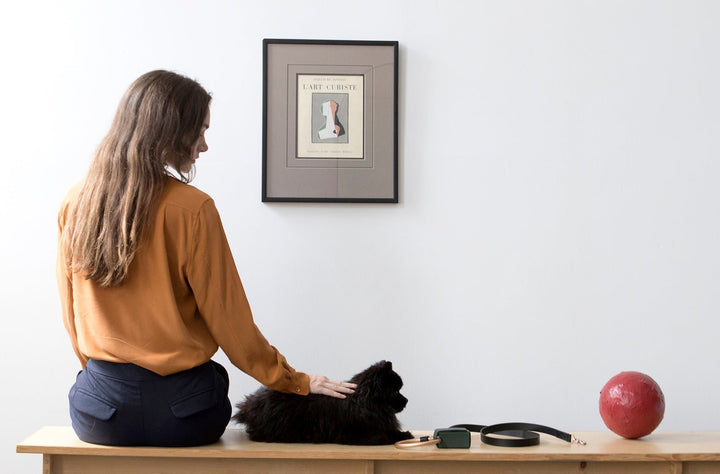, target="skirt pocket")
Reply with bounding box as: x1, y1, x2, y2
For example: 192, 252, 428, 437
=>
170, 388, 219, 418
70, 387, 118, 421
